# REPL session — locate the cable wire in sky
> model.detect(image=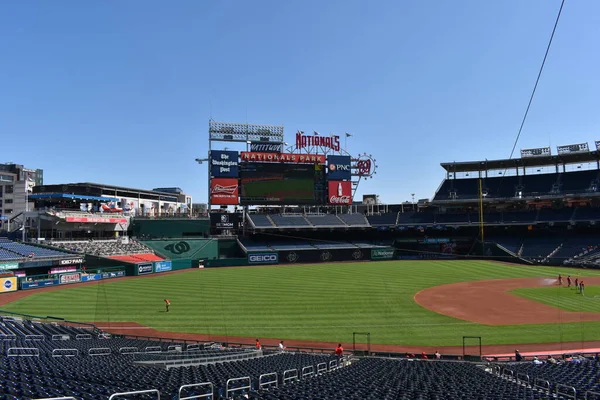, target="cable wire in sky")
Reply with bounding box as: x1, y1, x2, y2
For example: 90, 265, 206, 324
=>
506, 0, 566, 161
